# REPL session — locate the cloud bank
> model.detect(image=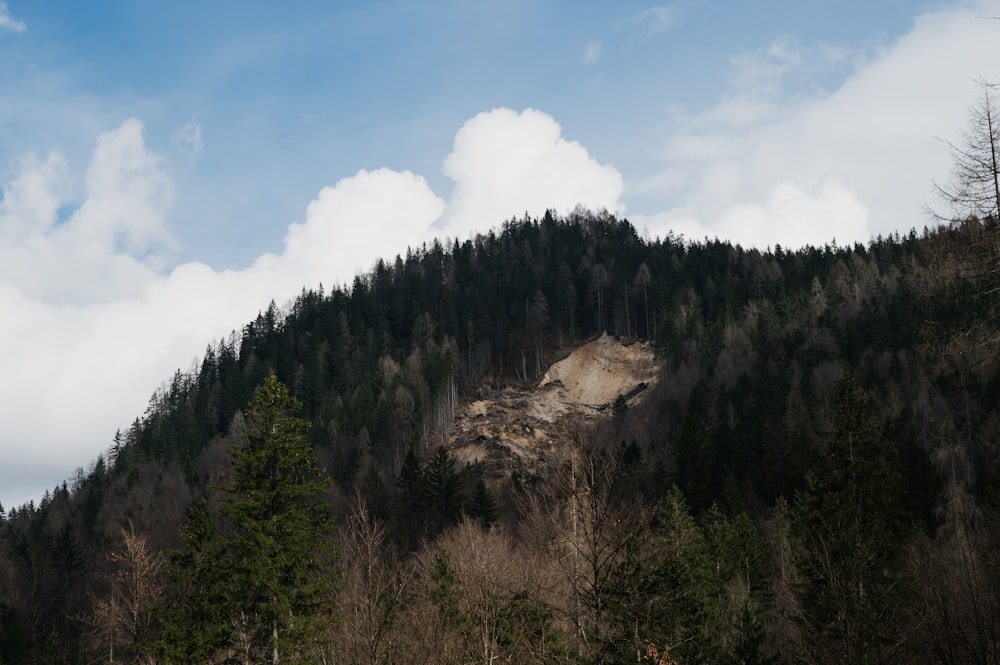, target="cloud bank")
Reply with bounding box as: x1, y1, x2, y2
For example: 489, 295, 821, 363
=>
0, 108, 623, 509
632, 1, 1000, 248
